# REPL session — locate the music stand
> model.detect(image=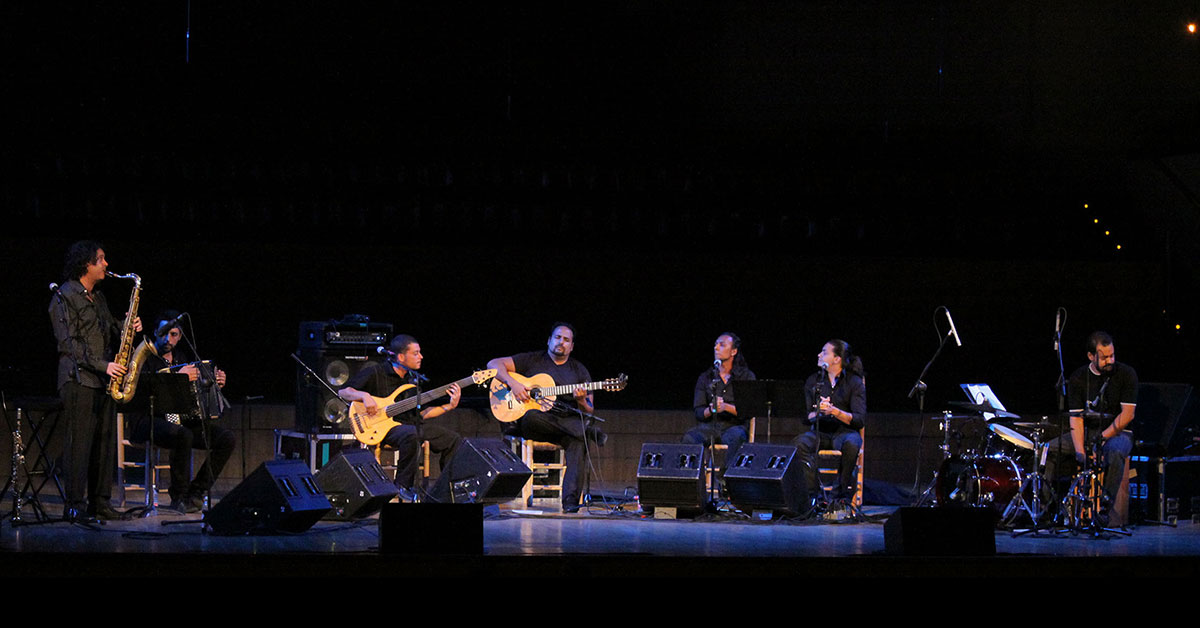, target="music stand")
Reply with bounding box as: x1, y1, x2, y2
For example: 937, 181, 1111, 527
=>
123, 372, 194, 519
733, 380, 808, 444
